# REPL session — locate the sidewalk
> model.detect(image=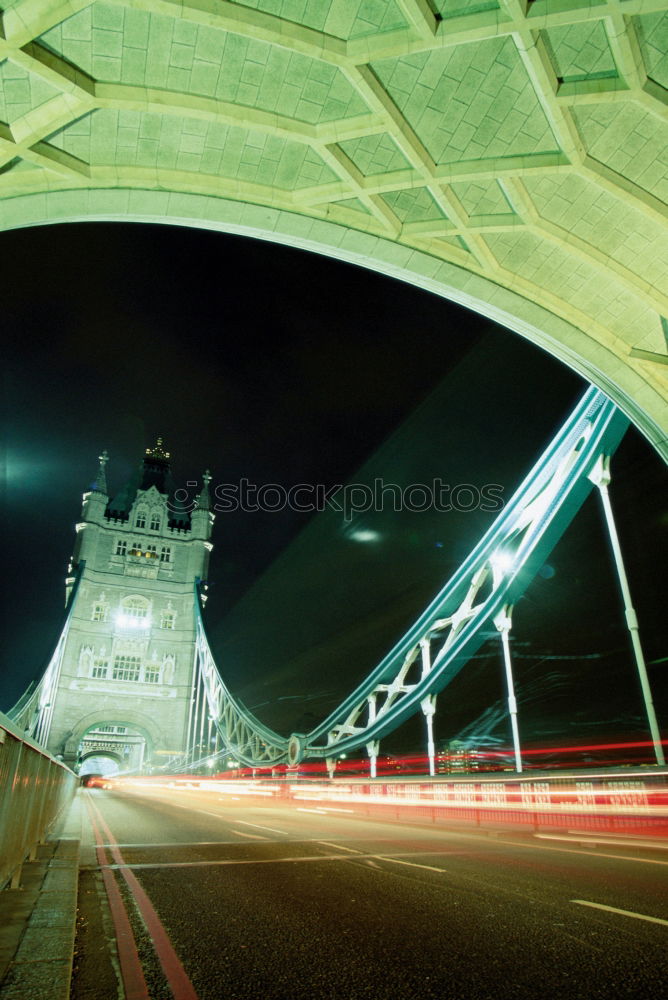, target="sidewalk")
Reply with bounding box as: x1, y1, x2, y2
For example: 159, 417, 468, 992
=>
0, 794, 87, 1000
